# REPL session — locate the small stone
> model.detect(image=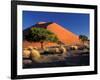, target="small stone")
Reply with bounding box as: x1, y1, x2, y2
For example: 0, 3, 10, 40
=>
23, 59, 32, 64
